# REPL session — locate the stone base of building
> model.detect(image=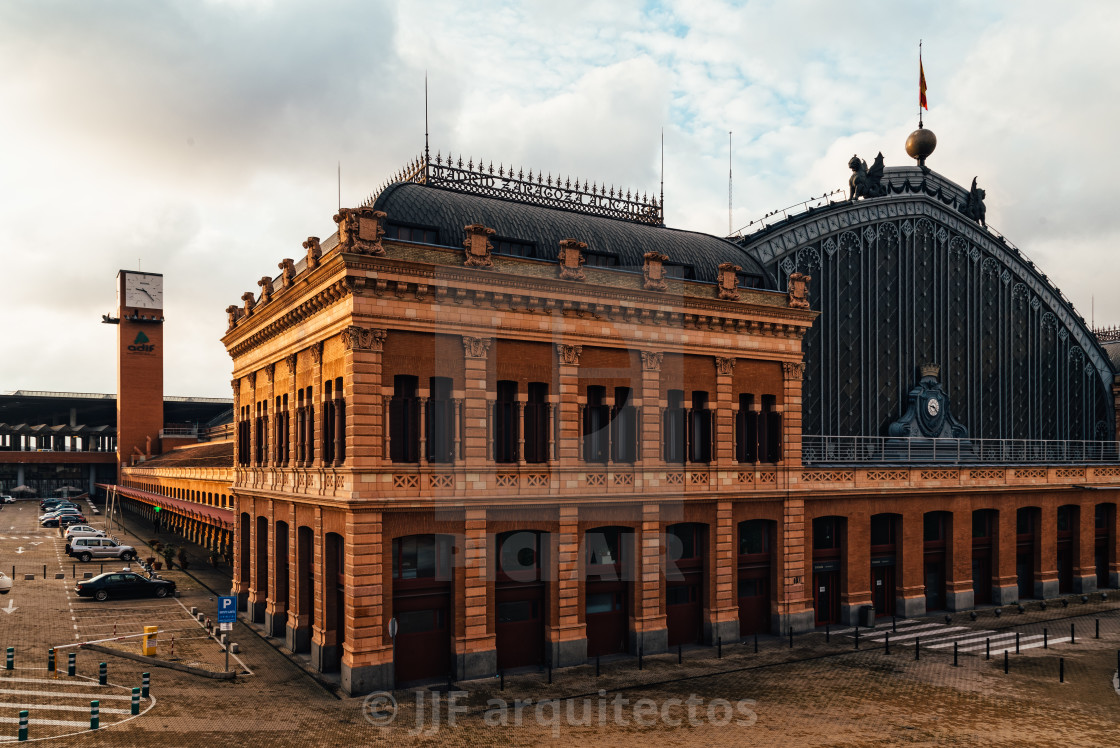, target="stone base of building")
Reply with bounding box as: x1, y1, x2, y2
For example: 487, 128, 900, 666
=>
773, 608, 815, 635
1112, 572, 1120, 589
250, 600, 266, 624
549, 638, 587, 668
630, 628, 667, 655
898, 596, 926, 618
993, 585, 1018, 605
1034, 579, 1059, 600
455, 649, 496, 681
236, 590, 249, 613
286, 624, 311, 654
264, 610, 287, 638
705, 618, 740, 646
311, 641, 339, 673
341, 662, 393, 696
947, 590, 974, 612
1073, 575, 1097, 594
